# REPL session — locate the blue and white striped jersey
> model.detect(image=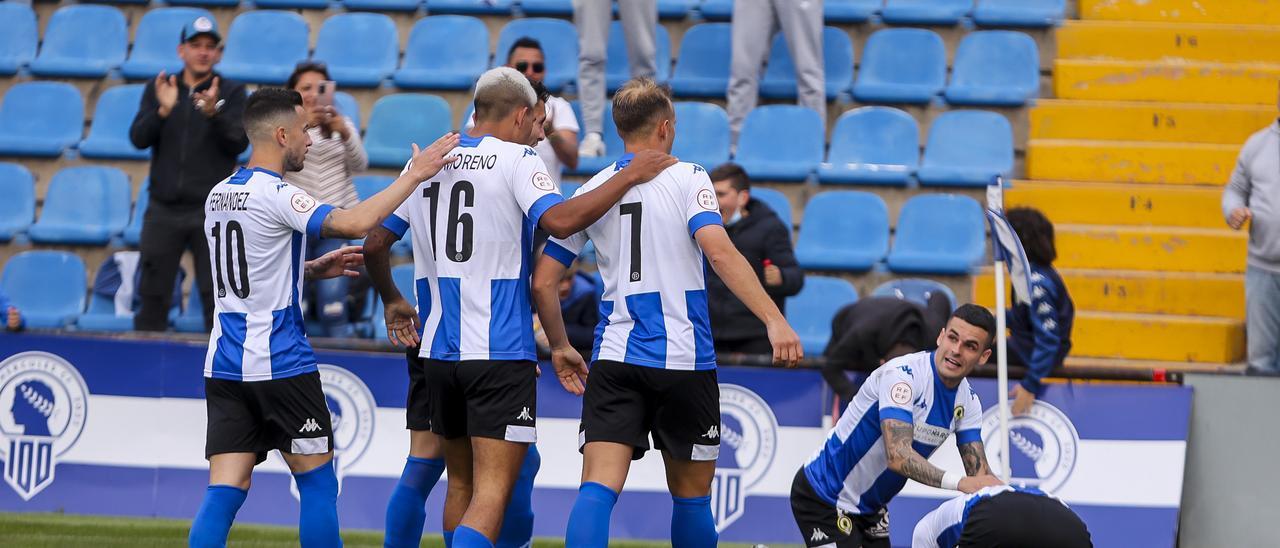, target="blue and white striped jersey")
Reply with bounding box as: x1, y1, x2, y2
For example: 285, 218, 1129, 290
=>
803, 351, 984, 515
203, 167, 334, 382
911, 485, 1066, 548
545, 155, 723, 370
382, 133, 564, 362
